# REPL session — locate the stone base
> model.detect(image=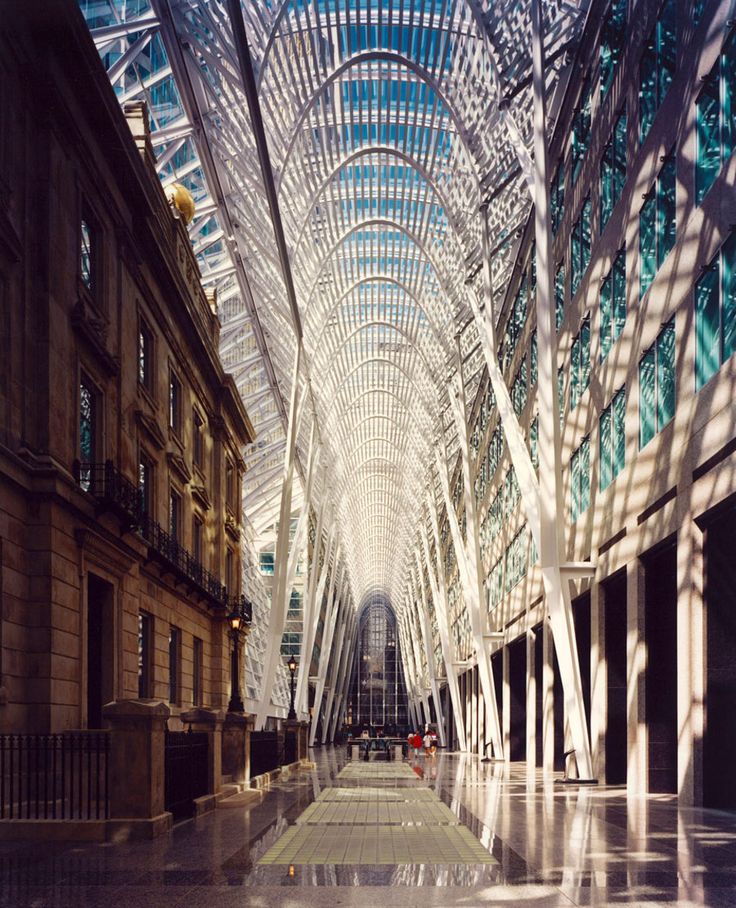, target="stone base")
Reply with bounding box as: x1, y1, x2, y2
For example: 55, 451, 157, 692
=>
0, 812, 173, 843
106, 812, 173, 842
193, 794, 218, 817
218, 789, 262, 809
